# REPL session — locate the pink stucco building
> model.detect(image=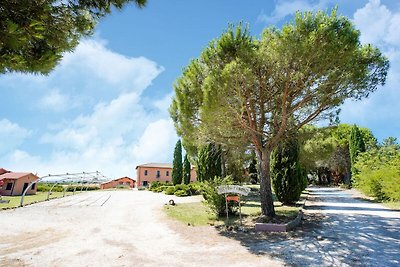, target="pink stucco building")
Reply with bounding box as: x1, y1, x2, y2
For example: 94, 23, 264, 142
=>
0, 172, 38, 196
135, 163, 197, 187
